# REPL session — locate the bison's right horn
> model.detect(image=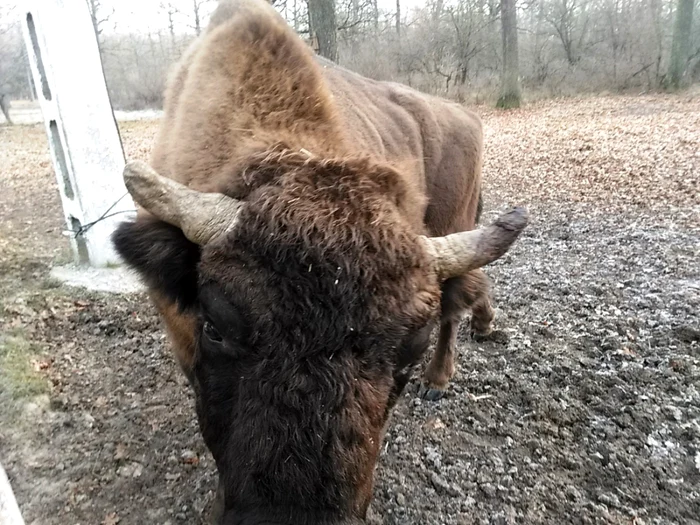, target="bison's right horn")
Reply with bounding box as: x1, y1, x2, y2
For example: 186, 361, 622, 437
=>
123, 161, 243, 245
422, 207, 529, 280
